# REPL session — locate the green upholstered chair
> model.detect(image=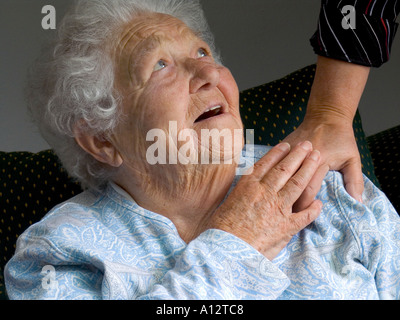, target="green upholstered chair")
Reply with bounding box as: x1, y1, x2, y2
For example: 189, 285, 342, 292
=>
1, 65, 399, 300
367, 125, 400, 210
